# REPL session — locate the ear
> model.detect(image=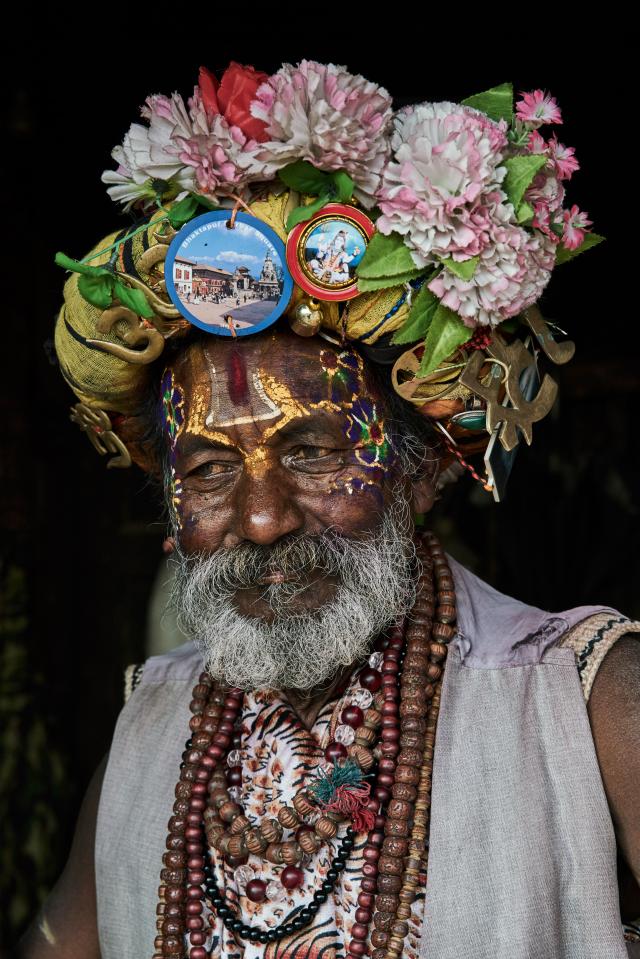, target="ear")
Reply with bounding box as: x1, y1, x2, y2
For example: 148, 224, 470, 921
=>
410, 473, 437, 514
113, 414, 163, 479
